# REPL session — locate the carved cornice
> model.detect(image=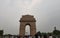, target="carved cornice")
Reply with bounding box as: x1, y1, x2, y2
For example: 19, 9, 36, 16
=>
19, 15, 36, 22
